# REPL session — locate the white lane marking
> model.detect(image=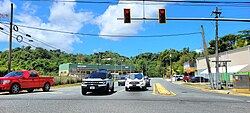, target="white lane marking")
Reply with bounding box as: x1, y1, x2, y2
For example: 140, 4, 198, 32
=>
29, 91, 63, 95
